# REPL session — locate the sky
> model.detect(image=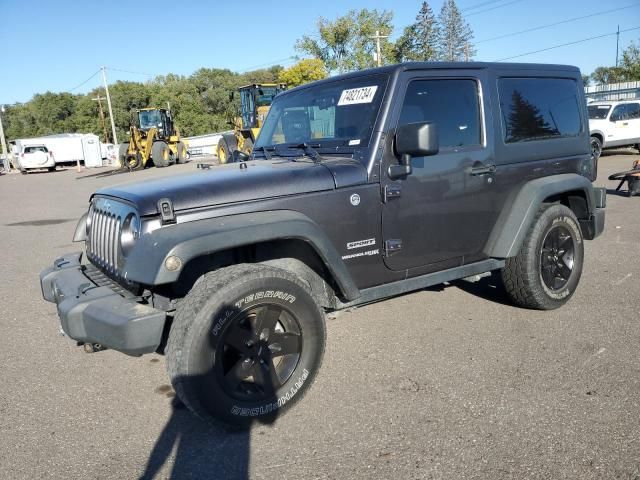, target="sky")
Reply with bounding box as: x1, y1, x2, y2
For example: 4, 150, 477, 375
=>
1, 0, 639, 104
